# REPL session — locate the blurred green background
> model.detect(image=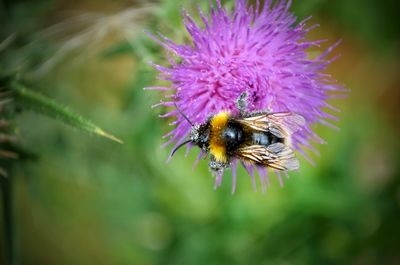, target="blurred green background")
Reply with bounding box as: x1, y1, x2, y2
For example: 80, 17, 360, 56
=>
1, 0, 400, 264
